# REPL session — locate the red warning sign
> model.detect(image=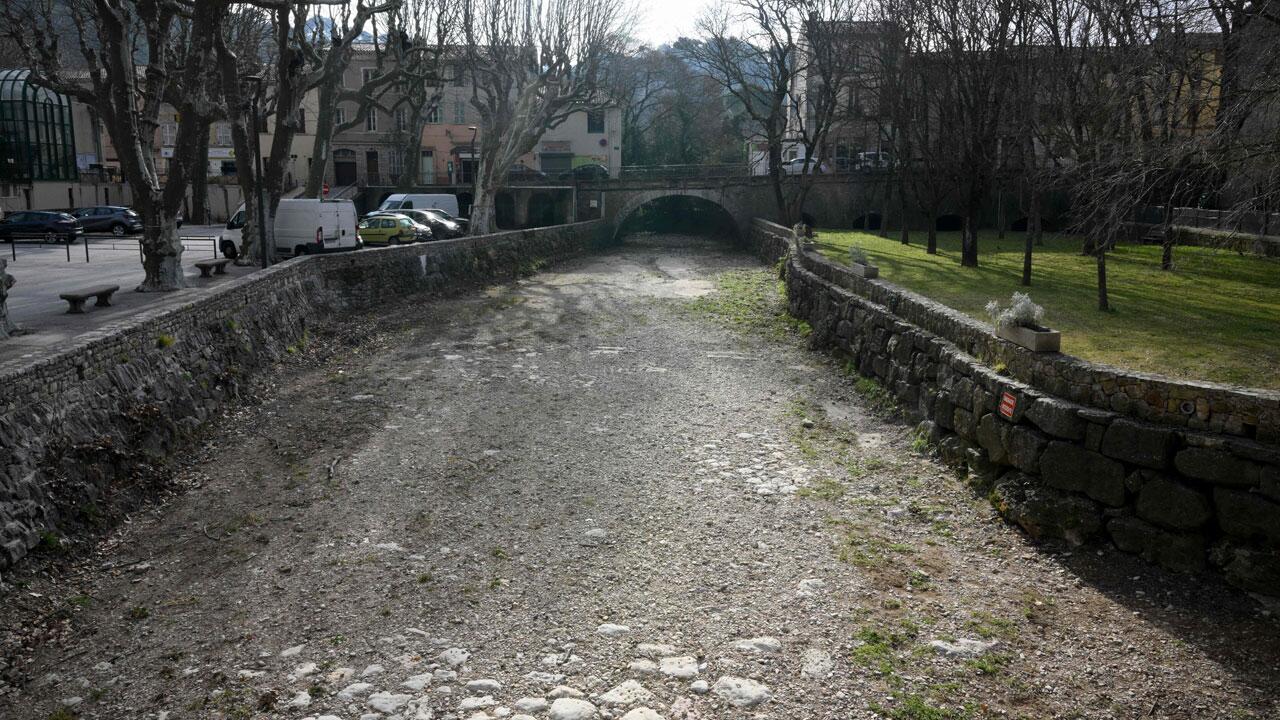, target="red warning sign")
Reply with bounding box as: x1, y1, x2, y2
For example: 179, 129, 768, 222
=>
999, 392, 1017, 419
